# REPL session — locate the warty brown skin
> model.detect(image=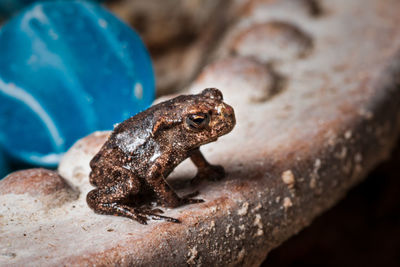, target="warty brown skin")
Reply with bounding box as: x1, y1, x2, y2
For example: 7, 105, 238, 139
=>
86, 88, 236, 224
